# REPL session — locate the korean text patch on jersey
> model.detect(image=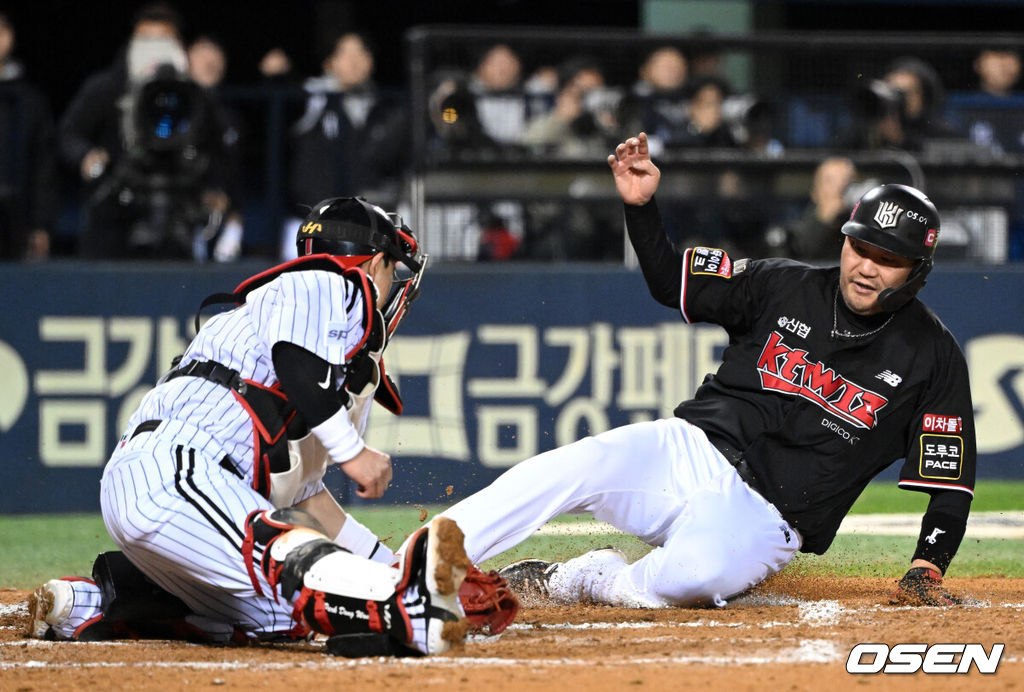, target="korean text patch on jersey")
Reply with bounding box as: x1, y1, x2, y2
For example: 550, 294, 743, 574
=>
922, 414, 963, 433
919, 434, 963, 480
689, 247, 732, 278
